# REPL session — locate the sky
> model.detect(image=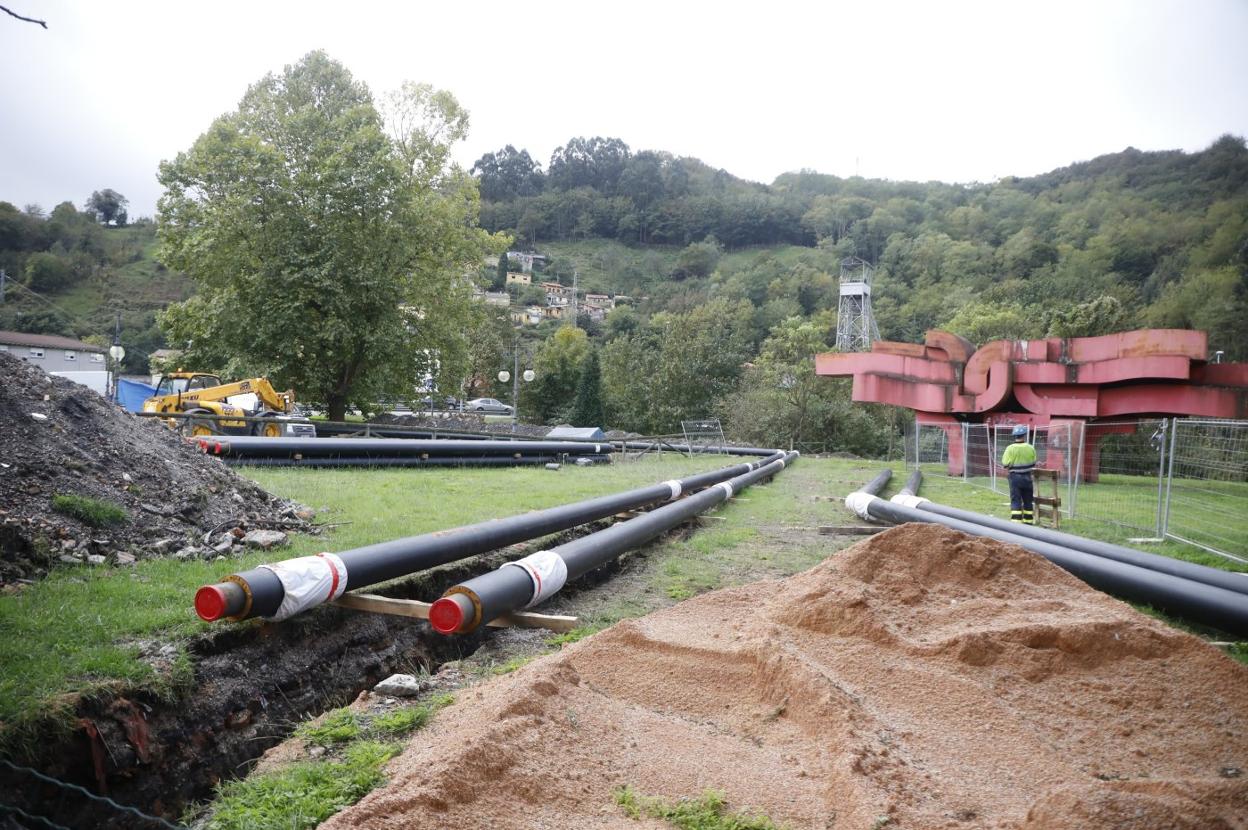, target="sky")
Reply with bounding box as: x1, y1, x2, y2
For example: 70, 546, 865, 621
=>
2, 0, 1246, 218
